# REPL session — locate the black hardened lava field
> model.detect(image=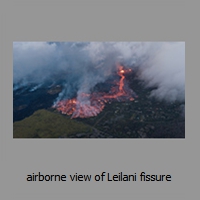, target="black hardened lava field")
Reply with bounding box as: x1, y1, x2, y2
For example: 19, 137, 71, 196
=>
13, 68, 185, 138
